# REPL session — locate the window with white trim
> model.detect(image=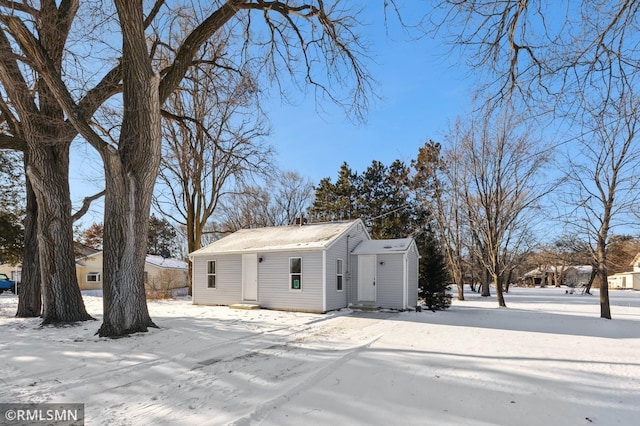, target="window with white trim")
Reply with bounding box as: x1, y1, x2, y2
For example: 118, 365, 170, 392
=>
336, 258, 343, 291
207, 260, 216, 289
290, 257, 302, 290
86, 272, 101, 282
